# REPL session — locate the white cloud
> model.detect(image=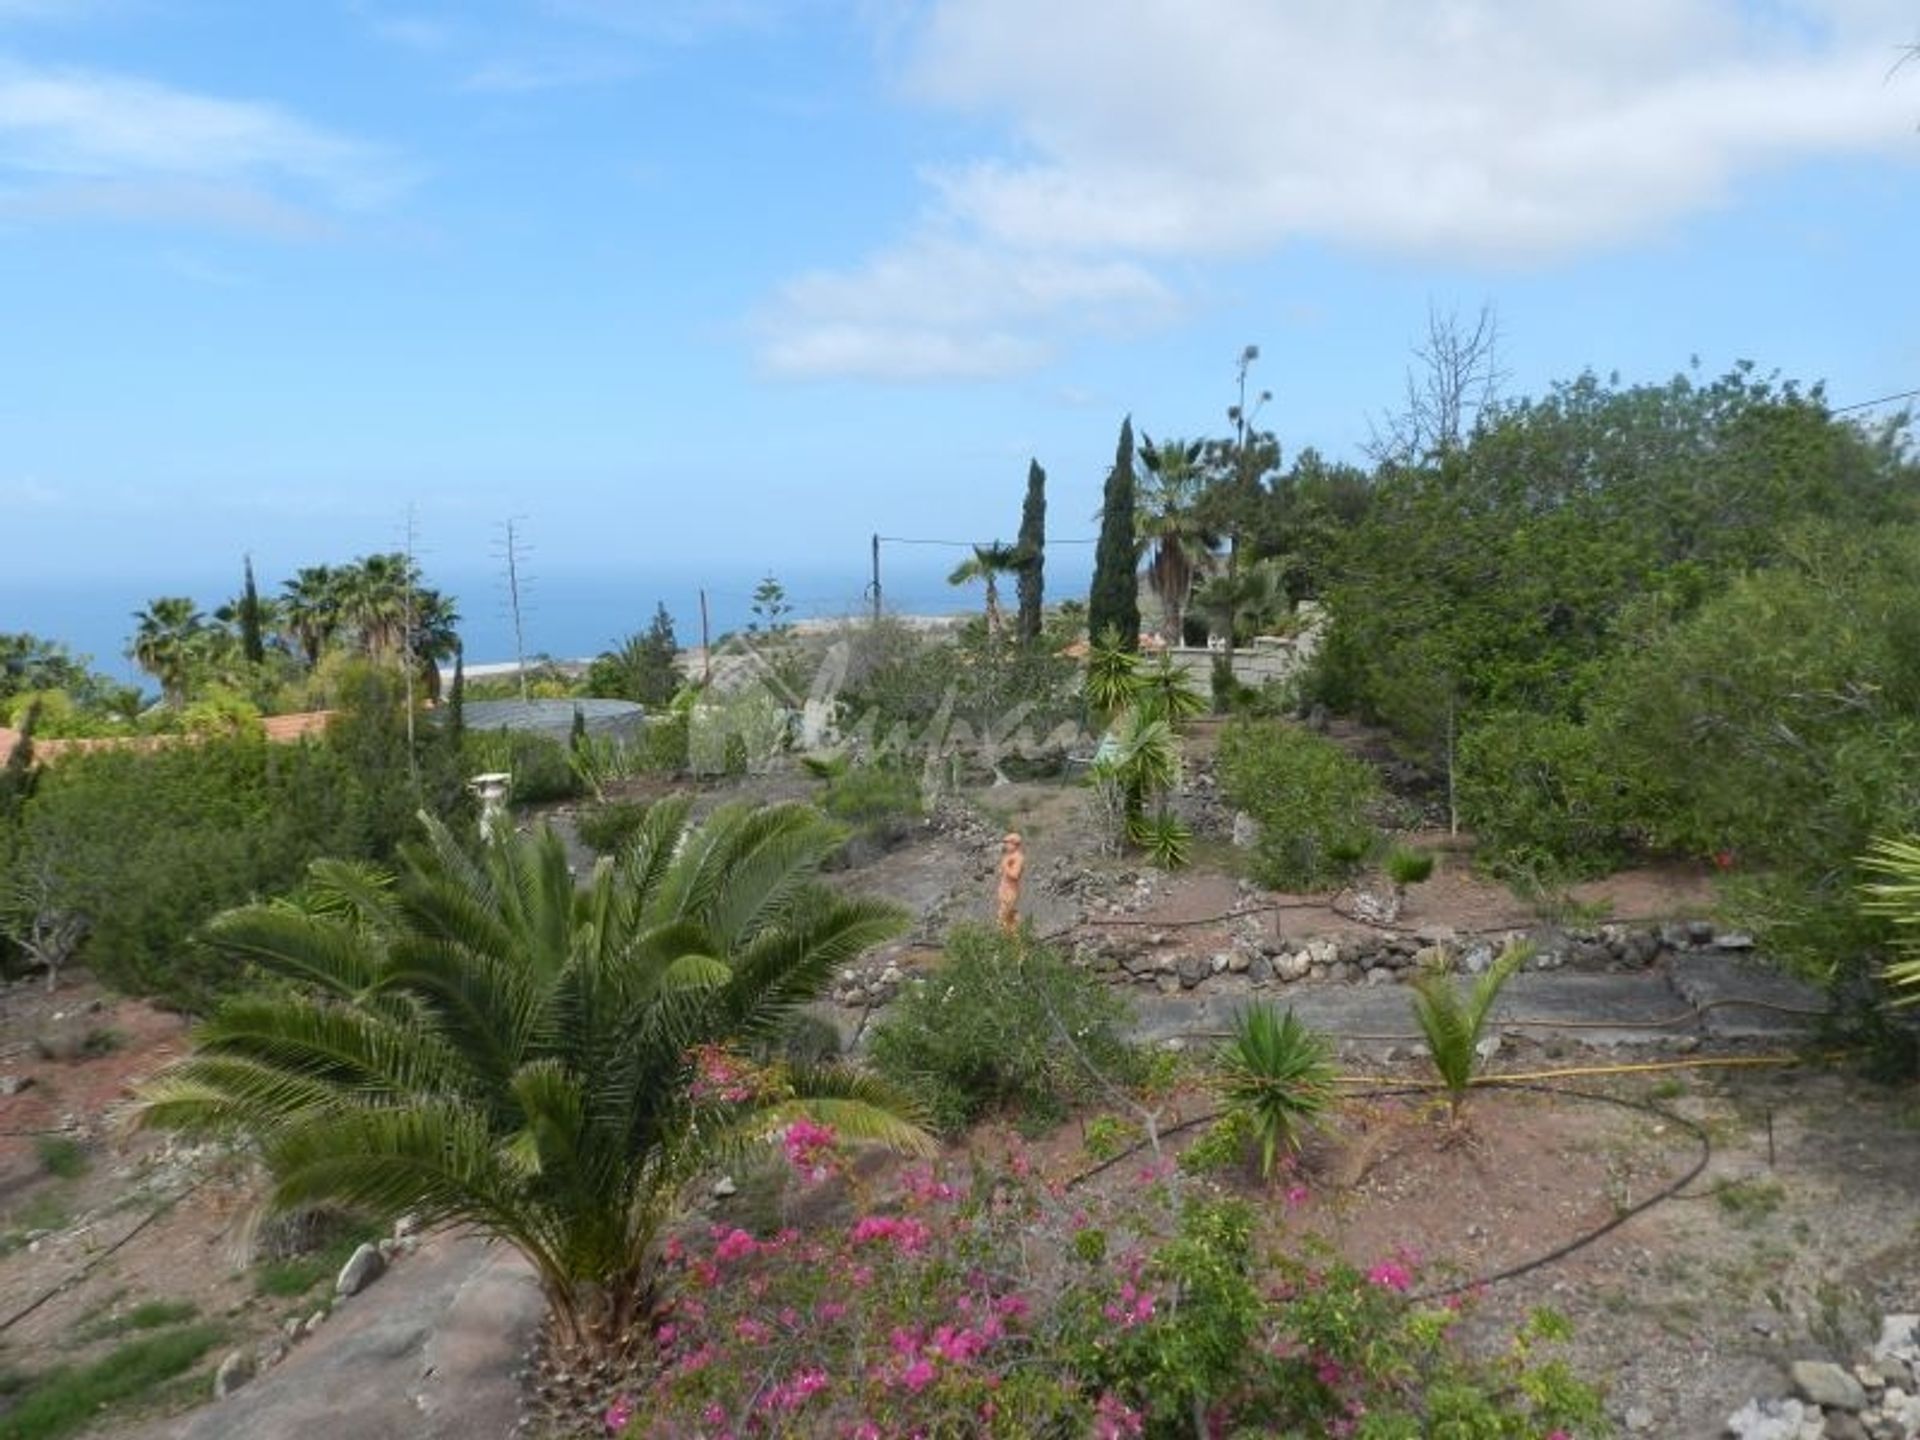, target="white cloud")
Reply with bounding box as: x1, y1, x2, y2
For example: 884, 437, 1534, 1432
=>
758, 233, 1176, 380
759, 0, 1920, 379
0, 59, 408, 232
